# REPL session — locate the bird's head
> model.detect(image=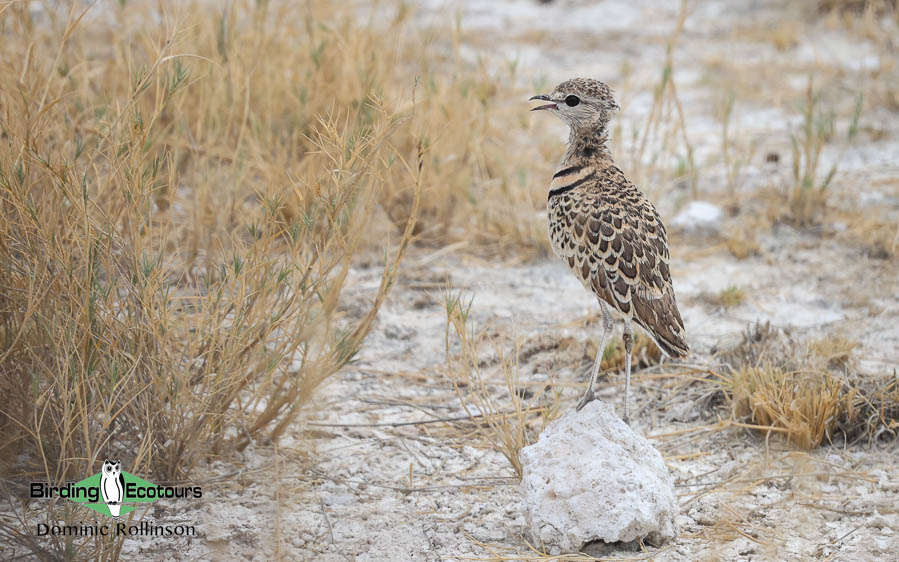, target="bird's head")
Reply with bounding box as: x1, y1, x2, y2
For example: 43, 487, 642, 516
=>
530, 78, 619, 133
